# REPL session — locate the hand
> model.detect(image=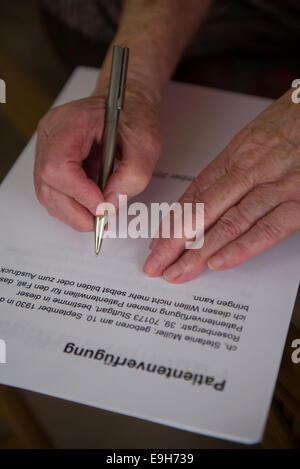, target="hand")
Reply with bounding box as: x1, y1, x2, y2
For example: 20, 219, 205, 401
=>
143, 89, 300, 283
34, 90, 161, 231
